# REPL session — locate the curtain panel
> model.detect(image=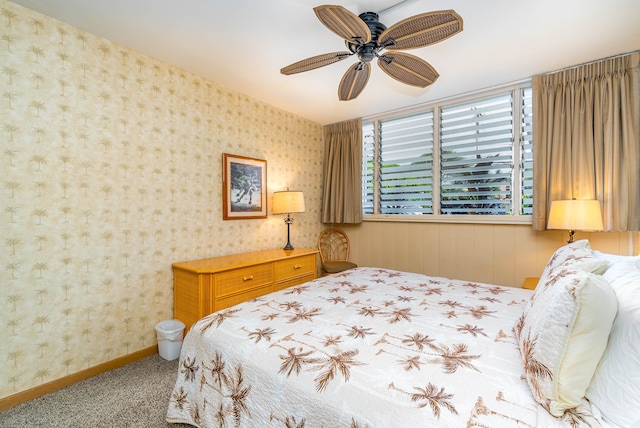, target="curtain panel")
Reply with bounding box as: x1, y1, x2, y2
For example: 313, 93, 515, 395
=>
532, 51, 640, 231
321, 119, 363, 224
